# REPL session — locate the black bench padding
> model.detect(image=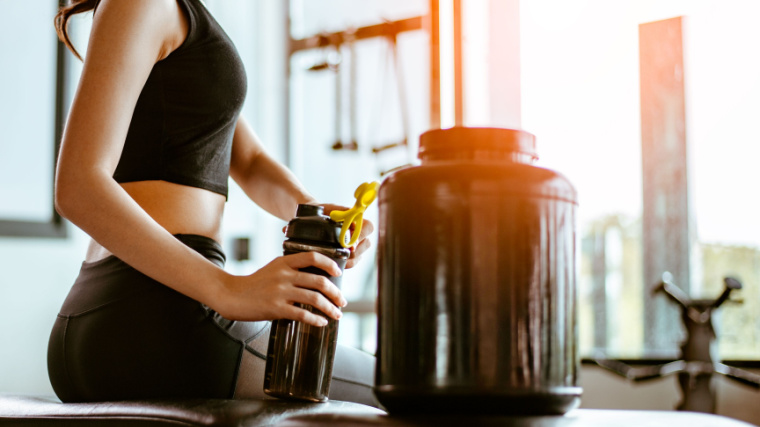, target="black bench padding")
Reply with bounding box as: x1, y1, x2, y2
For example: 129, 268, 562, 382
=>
0, 394, 384, 427
3, 395, 757, 426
